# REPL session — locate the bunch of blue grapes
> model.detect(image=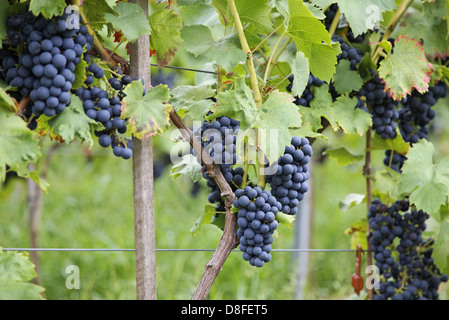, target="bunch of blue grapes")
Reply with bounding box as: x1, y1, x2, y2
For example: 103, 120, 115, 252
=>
286, 35, 363, 106
286, 73, 324, 107
332, 35, 364, 71
398, 81, 447, 144
323, 3, 366, 44
151, 69, 176, 89
323, 3, 340, 30
193, 115, 242, 213
358, 71, 400, 139
383, 150, 407, 173
234, 186, 281, 267
369, 199, 448, 300
0, 6, 137, 160
0, 8, 89, 118
382, 82, 447, 172
265, 136, 312, 215
74, 66, 136, 159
